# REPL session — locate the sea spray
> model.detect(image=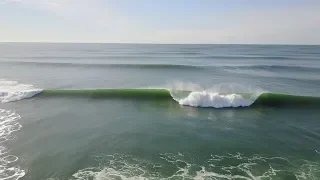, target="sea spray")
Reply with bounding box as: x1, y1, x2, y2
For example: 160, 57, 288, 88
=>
177, 92, 256, 108
168, 82, 263, 108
